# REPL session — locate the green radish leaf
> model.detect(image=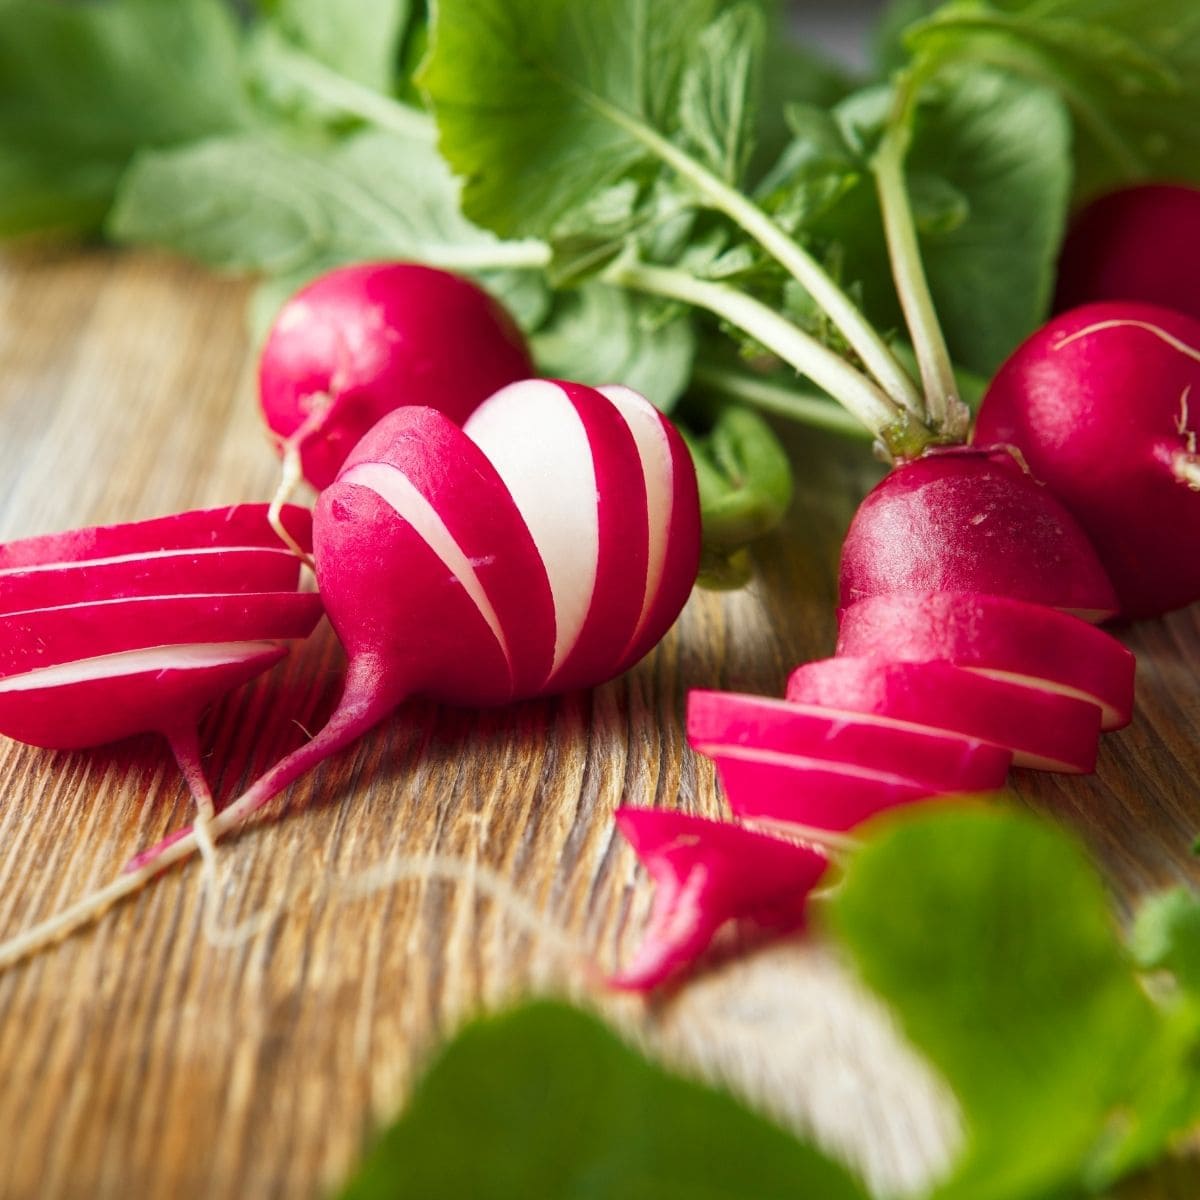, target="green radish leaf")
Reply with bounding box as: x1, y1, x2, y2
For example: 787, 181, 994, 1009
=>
829, 805, 1176, 1200
337, 1001, 870, 1200
532, 284, 696, 412
0, 0, 251, 239
1133, 888, 1200, 996
679, 4, 765, 186
270, 0, 413, 92
418, 0, 720, 238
